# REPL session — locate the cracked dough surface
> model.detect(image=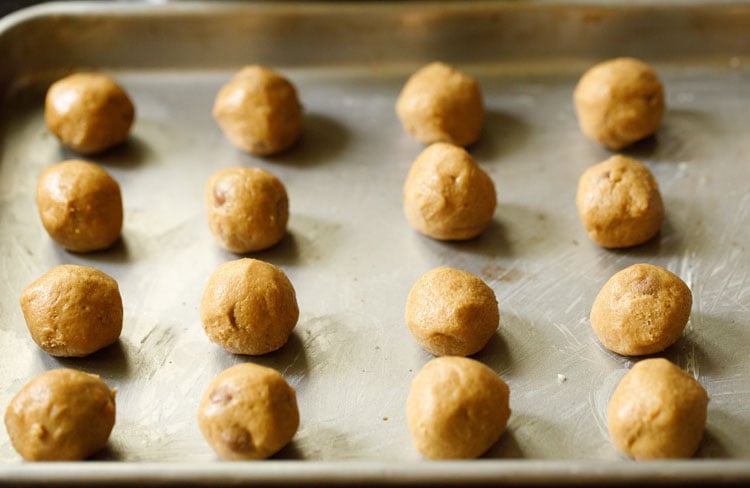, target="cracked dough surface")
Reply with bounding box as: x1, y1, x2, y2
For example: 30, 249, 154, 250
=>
205, 167, 289, 254
608, 358, 708, 460
20, 264, 123, 357
198, 362, 299, 460
213, 65, 303, 156
573, 57, 664, 150
406, 266, 499, 356
45, 73, 134, 155
576, 155, 663, 249
4, 368, 116, 461
396, 62, 484, 147
36, 159, 123, 253
406, 356, 510, 459
200, 258, 299, 355
590, 263, 692, 356
403, 142, 496, 241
